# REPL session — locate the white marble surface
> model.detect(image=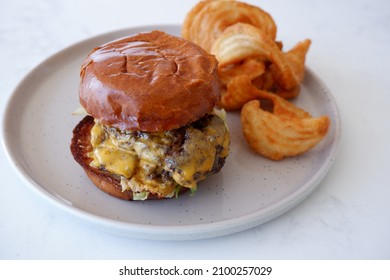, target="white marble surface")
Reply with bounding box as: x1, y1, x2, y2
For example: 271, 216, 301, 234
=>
1, 0, 389, 259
